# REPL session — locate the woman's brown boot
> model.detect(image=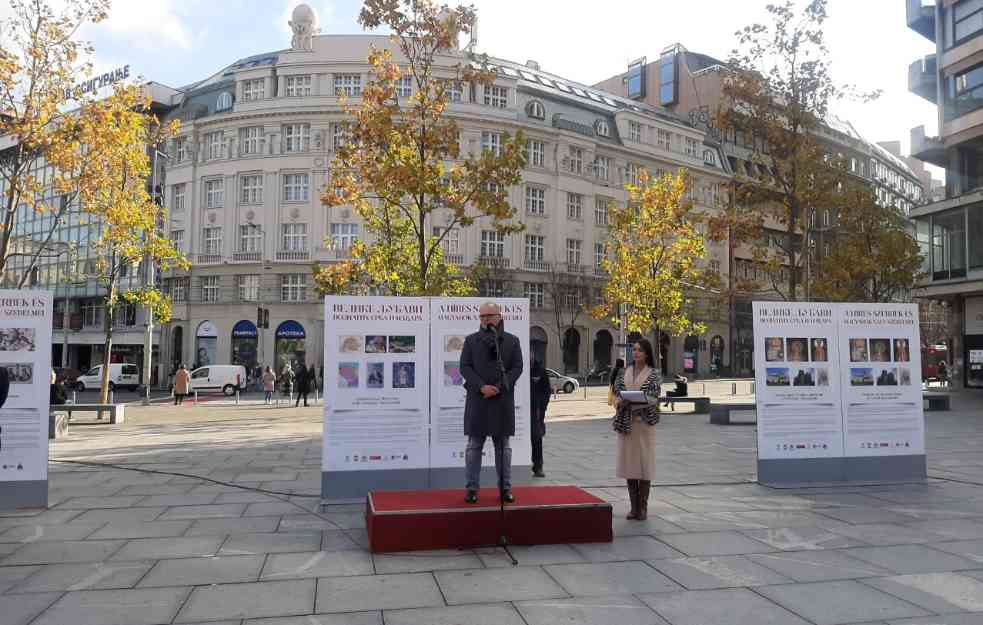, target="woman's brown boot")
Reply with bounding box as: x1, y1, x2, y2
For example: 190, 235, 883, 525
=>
636, 480, 651, 521
626, 479, 639, 520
